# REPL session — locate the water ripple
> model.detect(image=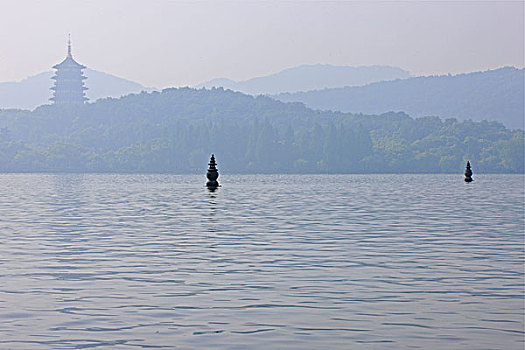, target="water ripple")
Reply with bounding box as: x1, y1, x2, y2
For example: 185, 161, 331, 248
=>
0, 174, 523, 349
